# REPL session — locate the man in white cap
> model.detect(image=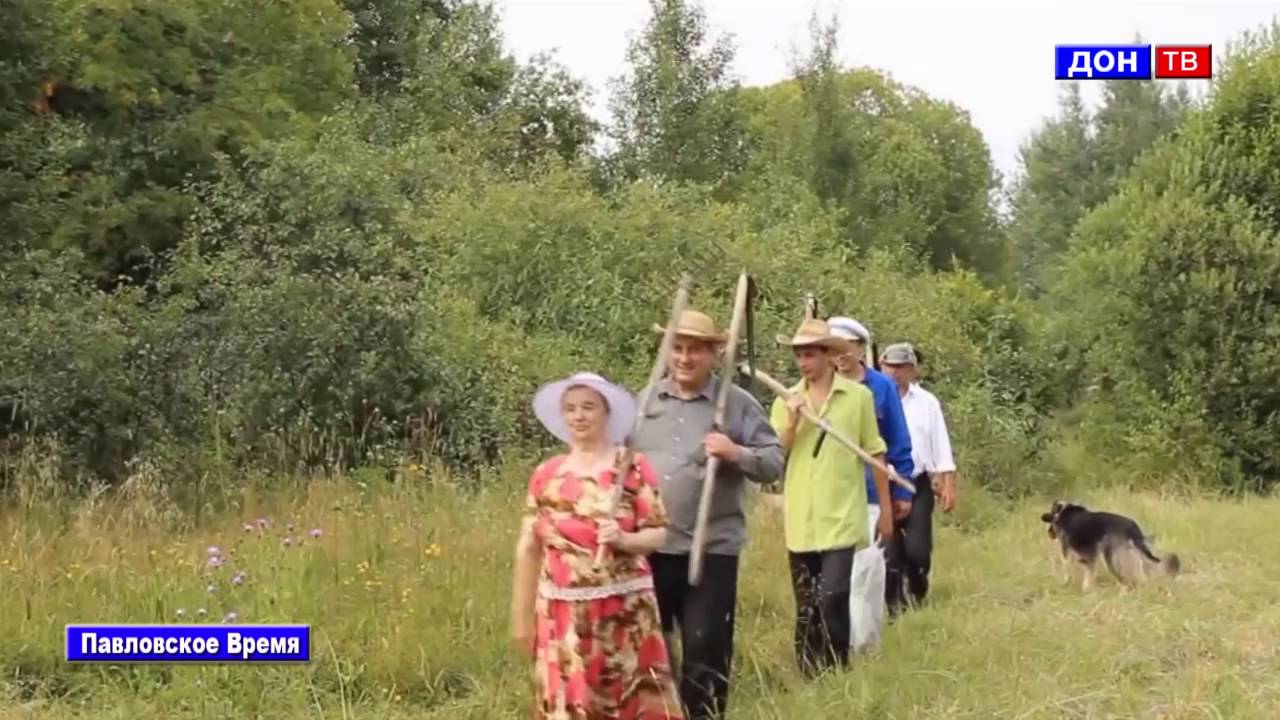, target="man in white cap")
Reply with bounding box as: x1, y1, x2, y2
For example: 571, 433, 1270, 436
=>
632, 308, 785, 720
825, 315, 917, 617
879, 342, 957, 609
